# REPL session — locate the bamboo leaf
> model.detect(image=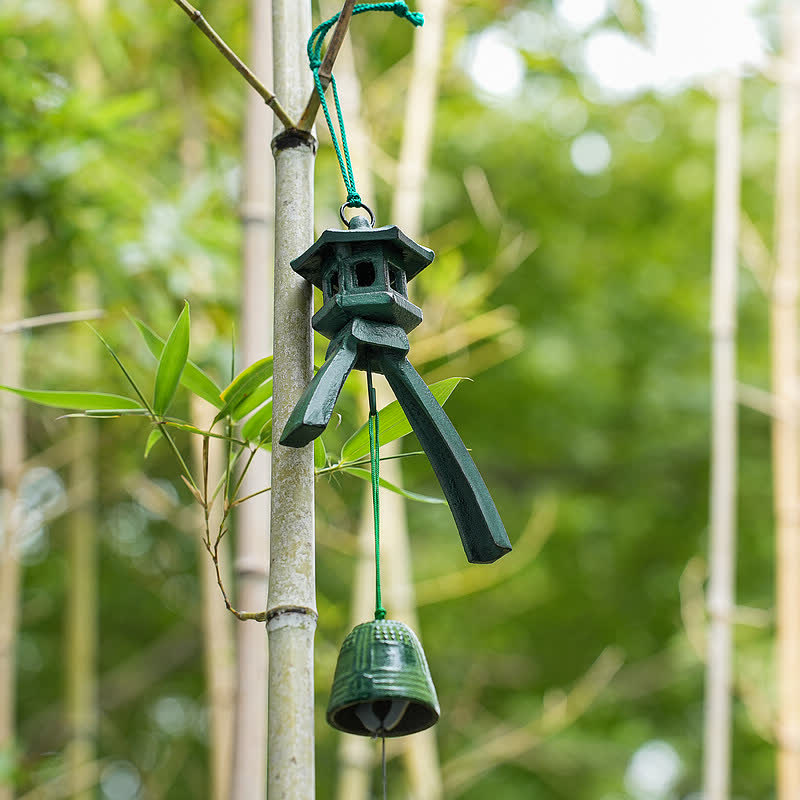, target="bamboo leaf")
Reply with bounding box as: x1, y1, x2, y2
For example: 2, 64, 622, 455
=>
215, 356, 273, 423
0, 386, 143, 411
163, 421, 207, 436
257, 419, 273, 449
342, 467, 445, 504
89, 325, 153, 413
90, 325, 198, 492
231, 380, 272, 421
241, 399, 273, 442
153, 302, 191, 415
161, 420, 247, 446
340, 377, 468, 464
181, 474, 204, 505
88, 89, 156, 127
145, 428, 163, 457
80, 408, 150, 417
132, 316, 223, 409
314, 436, 327, 469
